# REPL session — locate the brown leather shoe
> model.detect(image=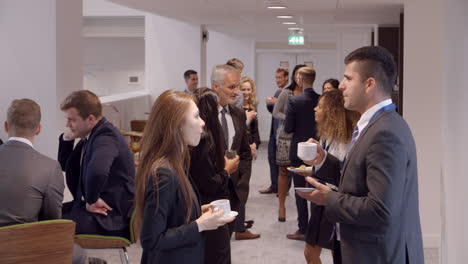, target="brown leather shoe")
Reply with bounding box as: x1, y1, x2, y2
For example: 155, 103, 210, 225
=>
258, 187, 273, 194
286, 230, 305, 241
235, 230, 261, 240
258, 187, 276, 194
